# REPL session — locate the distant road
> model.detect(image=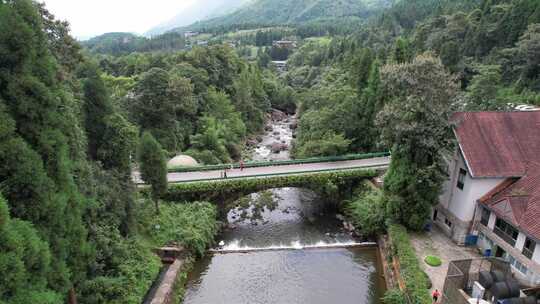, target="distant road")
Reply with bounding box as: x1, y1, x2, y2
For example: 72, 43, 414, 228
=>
133, 156, 391, 184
